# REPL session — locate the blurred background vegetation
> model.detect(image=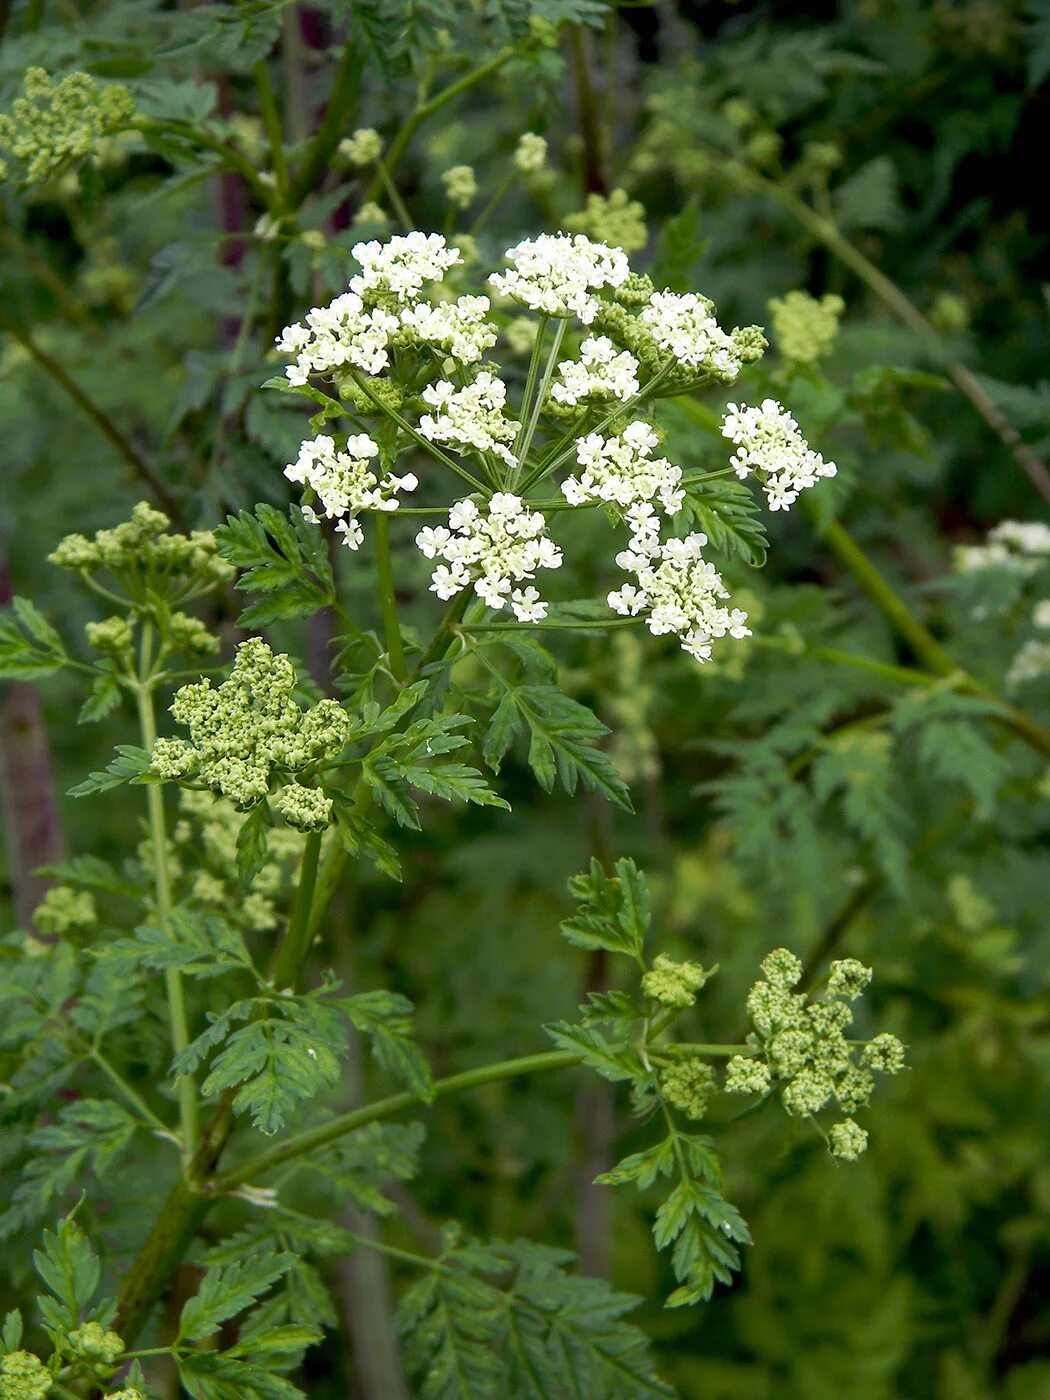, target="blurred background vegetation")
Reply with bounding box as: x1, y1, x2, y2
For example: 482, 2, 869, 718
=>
1, 2, 1049, 1396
